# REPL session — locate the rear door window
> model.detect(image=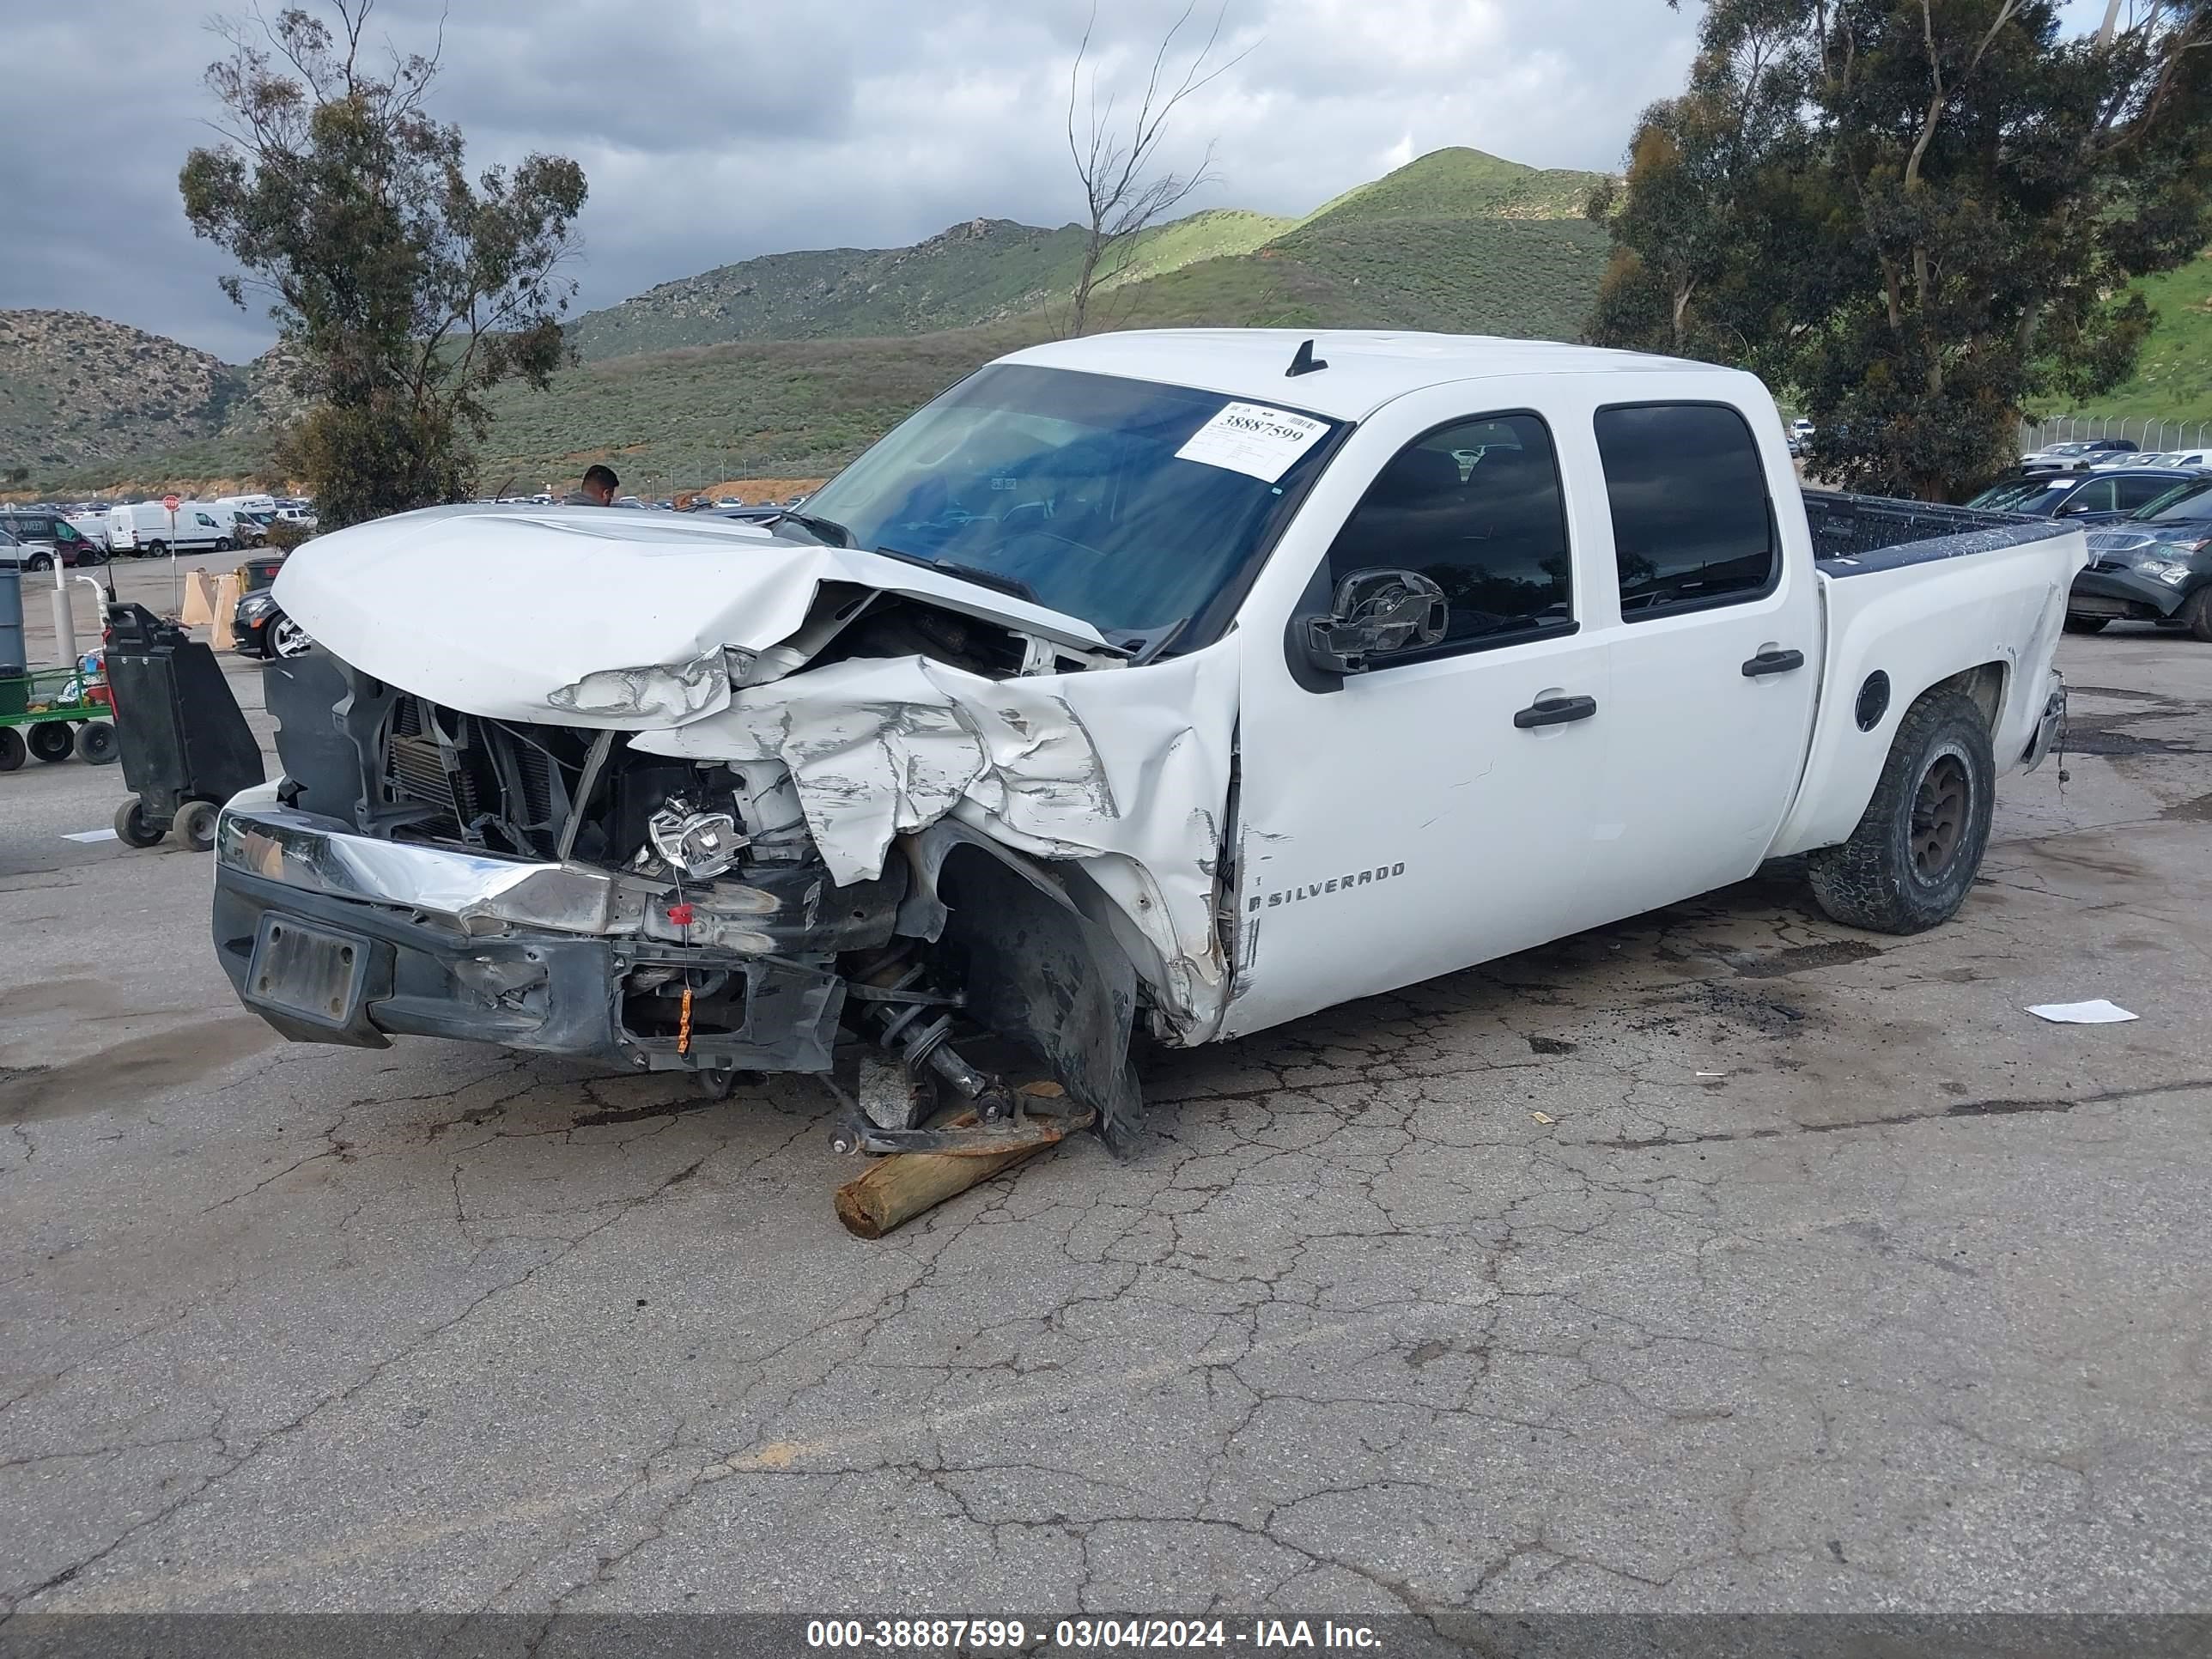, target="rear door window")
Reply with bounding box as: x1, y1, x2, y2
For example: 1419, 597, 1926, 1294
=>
2142, 482, 2212, 521
1594, 404, 1776, 618
2113, 476, 2179, 512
